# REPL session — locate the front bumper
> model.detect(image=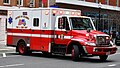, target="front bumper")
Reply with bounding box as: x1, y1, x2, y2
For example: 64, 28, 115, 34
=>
84, 46, 117, 55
